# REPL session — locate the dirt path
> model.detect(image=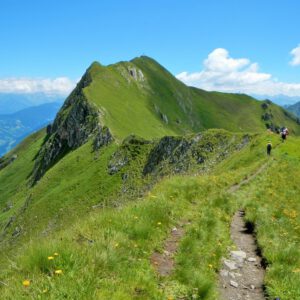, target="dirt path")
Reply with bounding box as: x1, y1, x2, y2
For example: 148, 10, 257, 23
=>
228, 163, 268, 193
218, 164, 269, 300
150, 222, 188, 276
218, 210, 266, 300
